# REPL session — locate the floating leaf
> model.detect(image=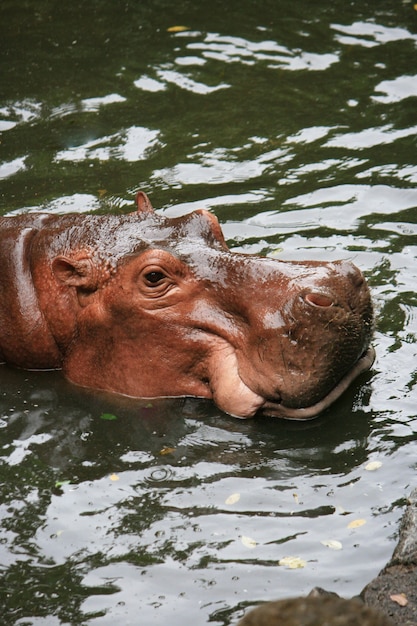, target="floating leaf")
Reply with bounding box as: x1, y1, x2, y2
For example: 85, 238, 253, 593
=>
365, 460, 382, 471
348, 518, 366, 529
390, 593, 408, 606
241, 535, 257, 549
279, 556, 306, 569
225, 493, 240, 505
321, 539, 343, 550
167, 25, 190, 33
160, 446, 176, 456
55, 480, 70, 488
109, 473, 119, 481
100, 413, 118, 421
269, 248, 284, 257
